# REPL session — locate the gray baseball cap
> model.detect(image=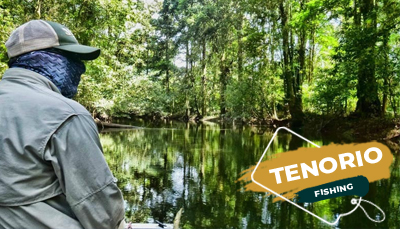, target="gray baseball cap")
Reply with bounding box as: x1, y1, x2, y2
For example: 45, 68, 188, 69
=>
5, 20, 100, 60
